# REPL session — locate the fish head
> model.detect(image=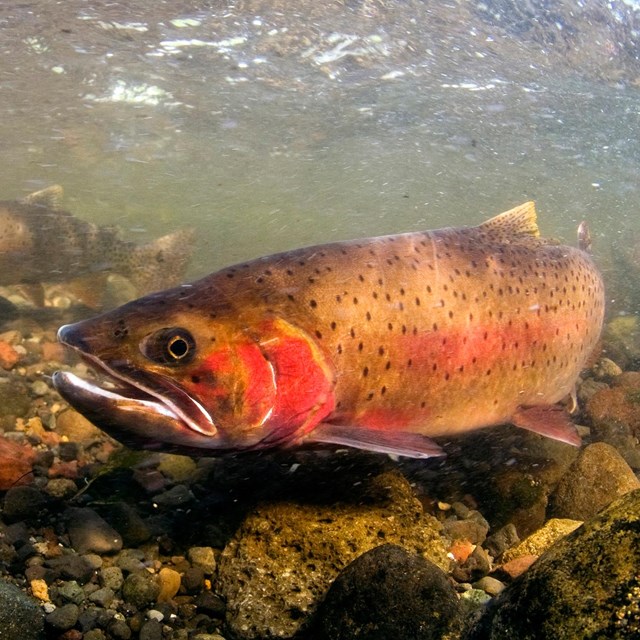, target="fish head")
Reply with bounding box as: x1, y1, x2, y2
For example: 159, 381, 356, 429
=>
53, 288, 335, 453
